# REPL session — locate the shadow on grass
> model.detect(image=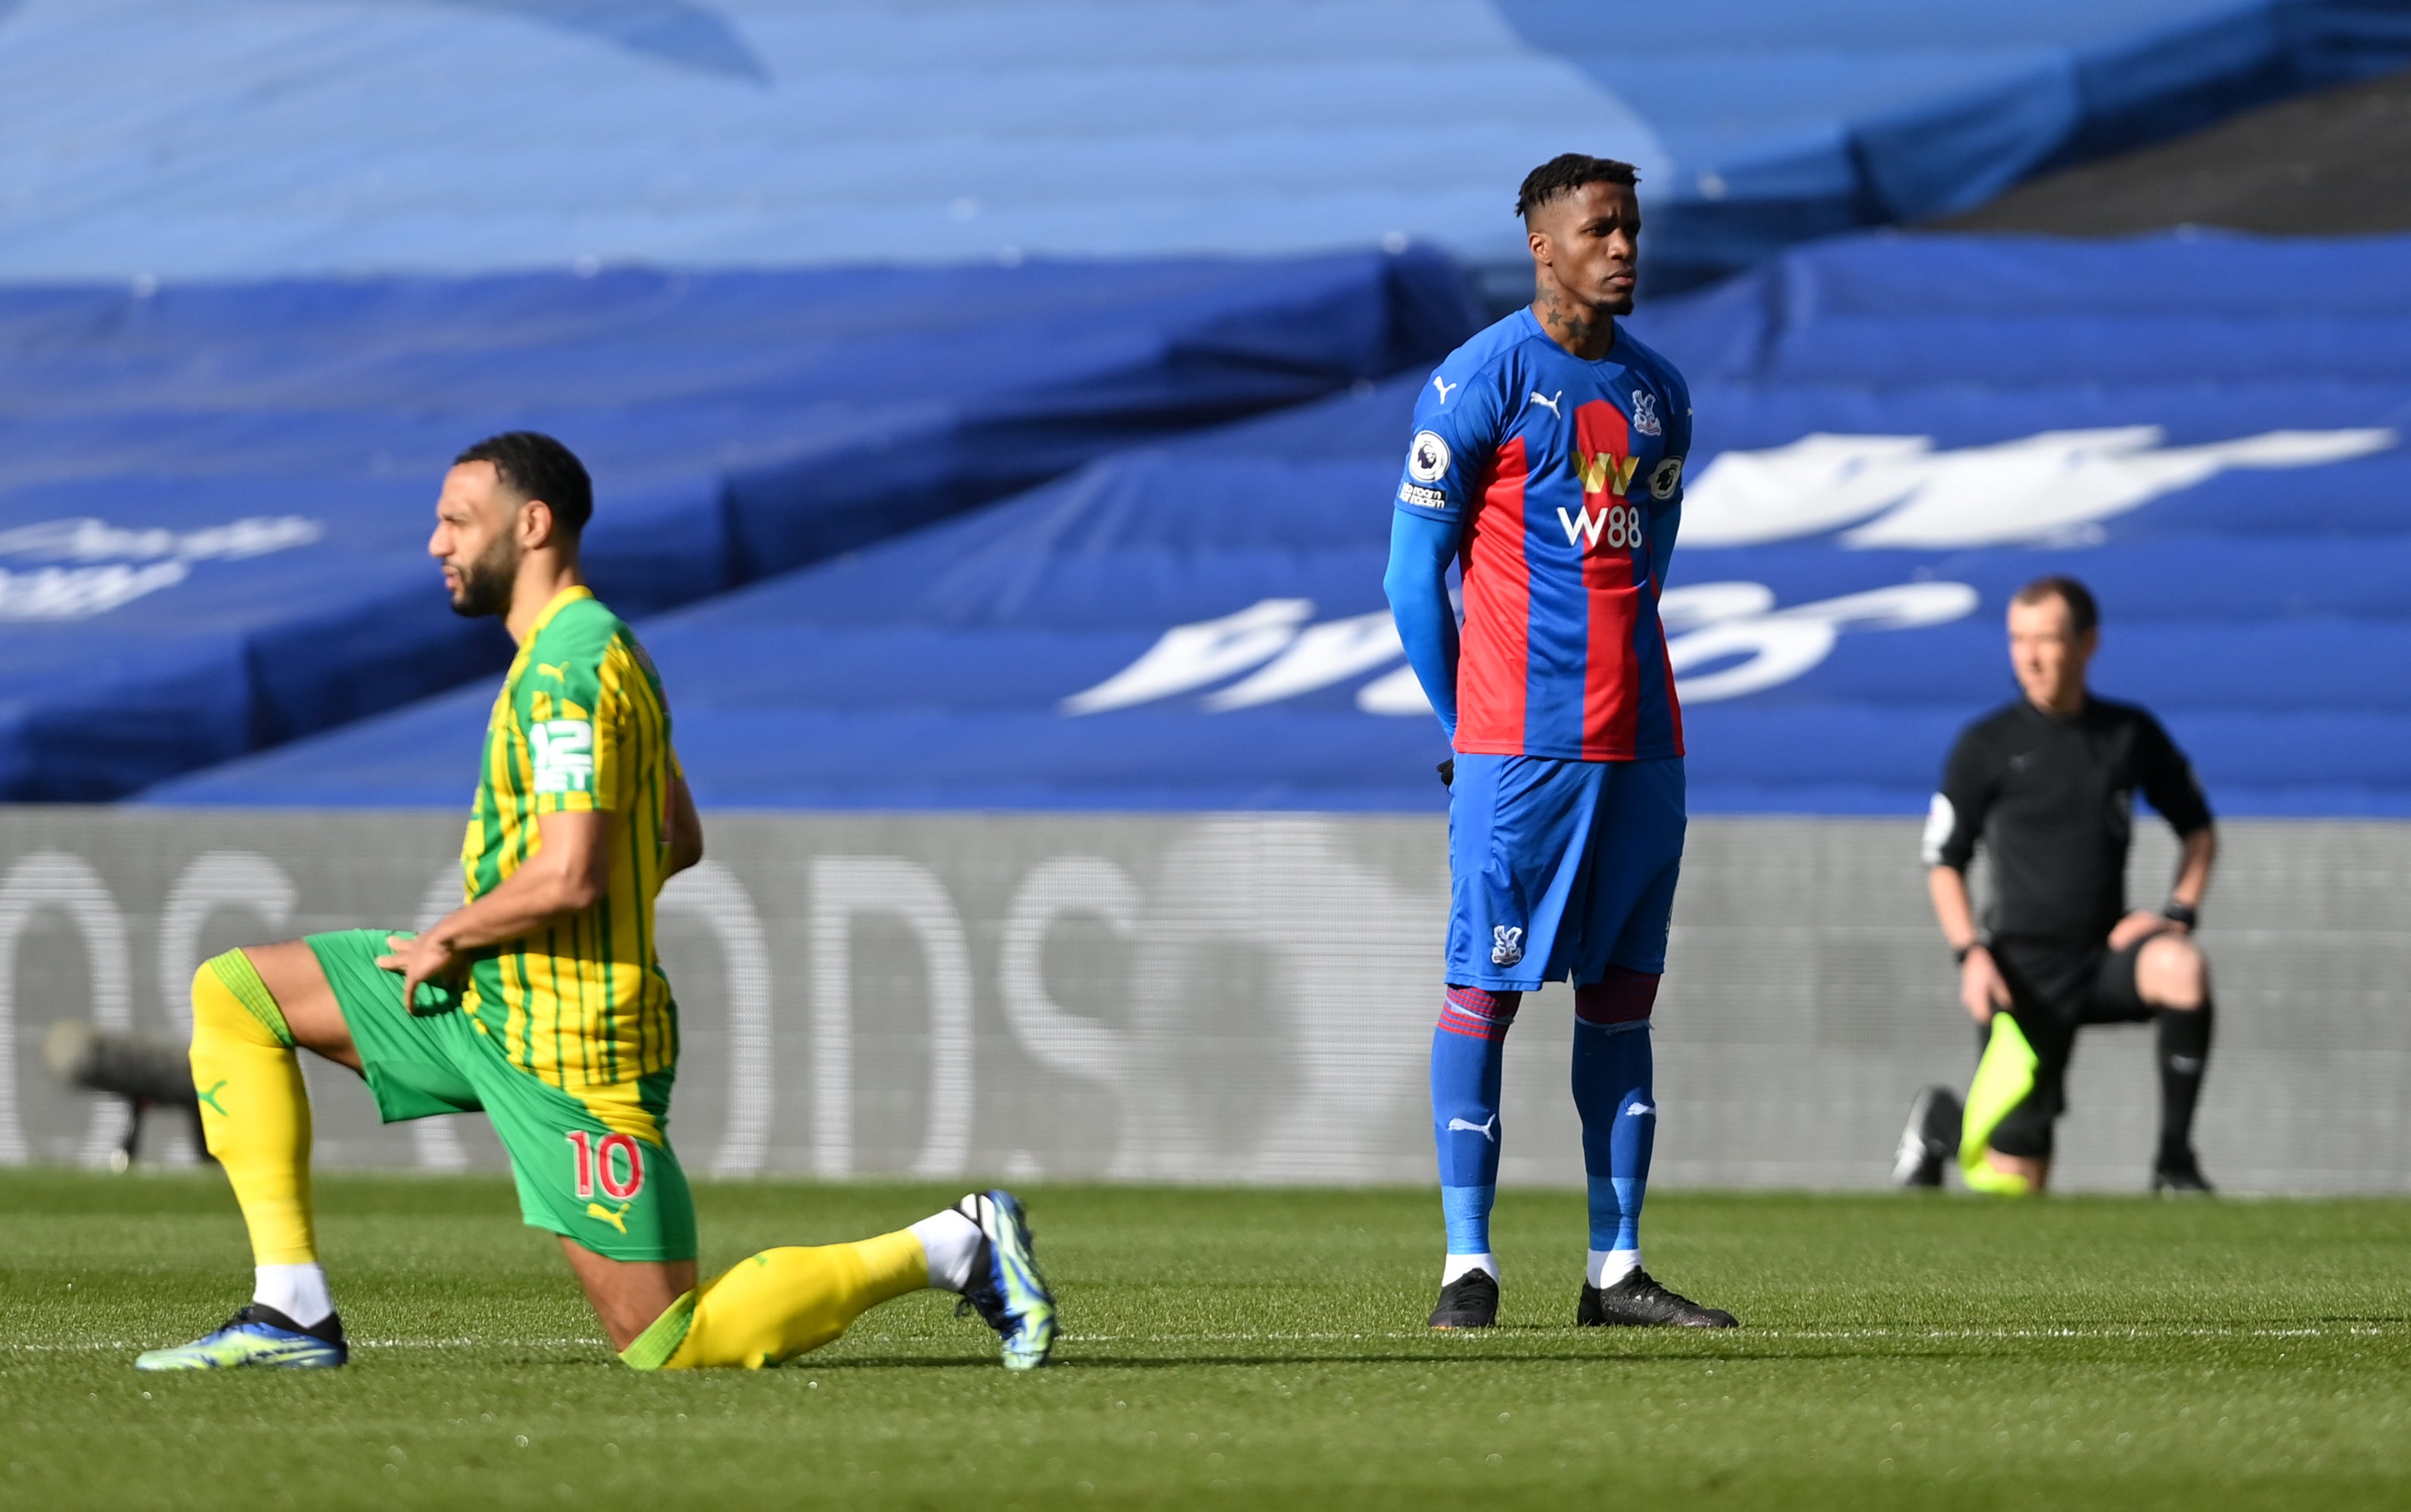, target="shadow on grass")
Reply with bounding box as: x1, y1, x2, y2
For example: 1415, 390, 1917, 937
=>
805, 1346, 1977, 1370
